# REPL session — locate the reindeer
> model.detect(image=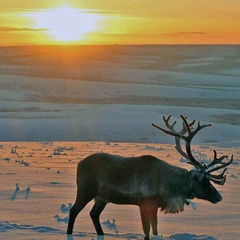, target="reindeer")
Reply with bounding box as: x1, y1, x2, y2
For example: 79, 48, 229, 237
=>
67, 115, 233, 240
